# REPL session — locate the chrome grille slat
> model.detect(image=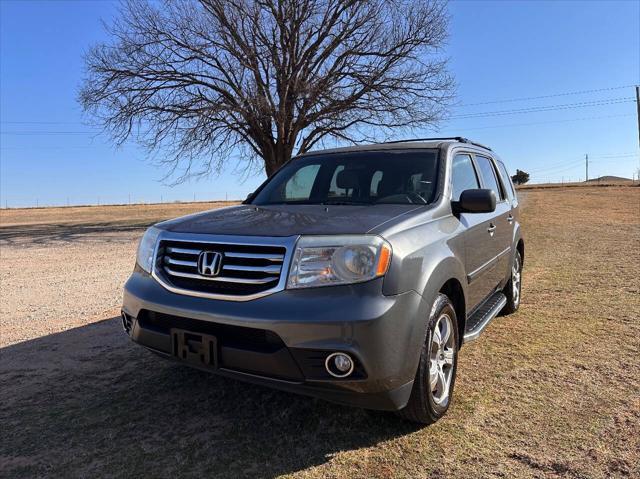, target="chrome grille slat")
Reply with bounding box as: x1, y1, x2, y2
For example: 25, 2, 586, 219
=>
166, 246, 200, 255
164, 257, 197, 267
222, 264, 281, 274
224, 252, 284, 262
155, 236, 291, 300
164, 267, 279, 285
